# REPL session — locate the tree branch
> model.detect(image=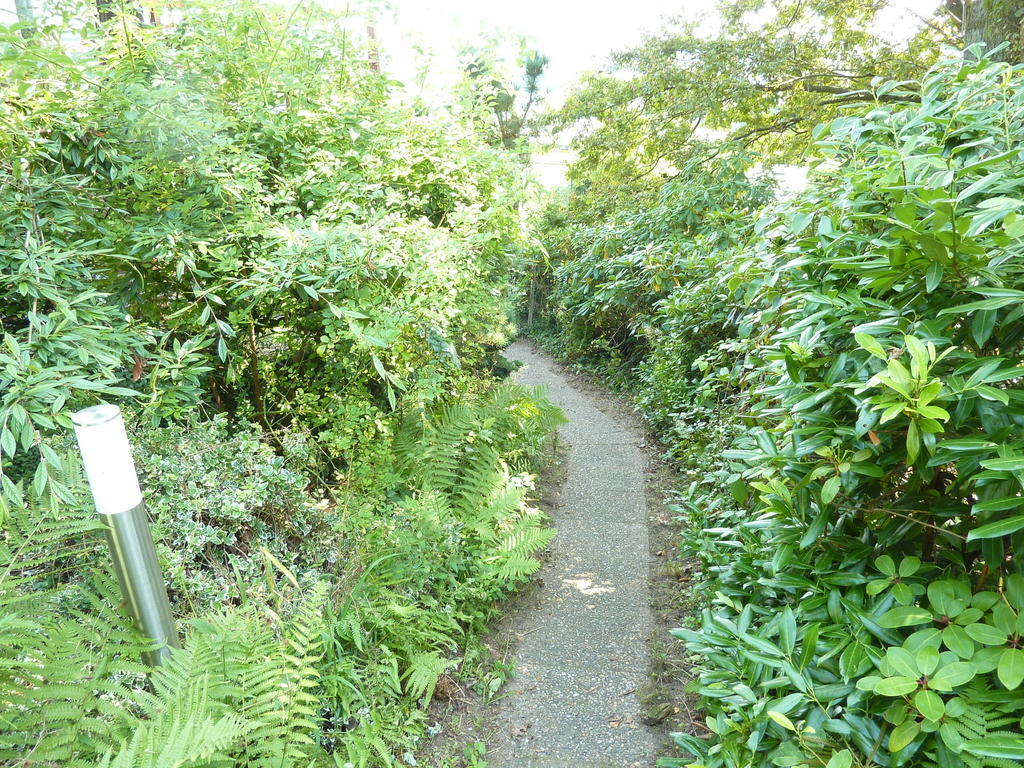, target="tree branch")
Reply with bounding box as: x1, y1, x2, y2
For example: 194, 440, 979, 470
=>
758, 72, 876, 93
